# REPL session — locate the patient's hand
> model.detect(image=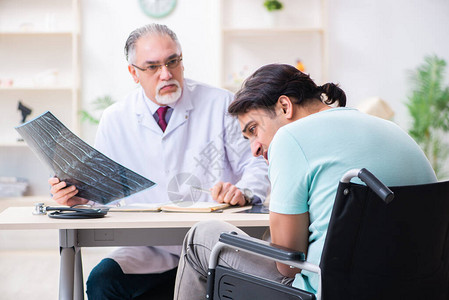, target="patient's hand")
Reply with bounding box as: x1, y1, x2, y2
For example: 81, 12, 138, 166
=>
48, 177, 88, 207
